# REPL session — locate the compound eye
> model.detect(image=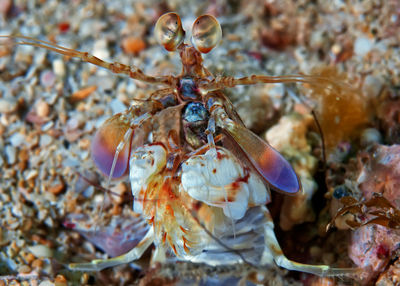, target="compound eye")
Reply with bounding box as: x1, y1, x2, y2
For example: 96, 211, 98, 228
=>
154, 12, 185, 51
191, 14, 222, 54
